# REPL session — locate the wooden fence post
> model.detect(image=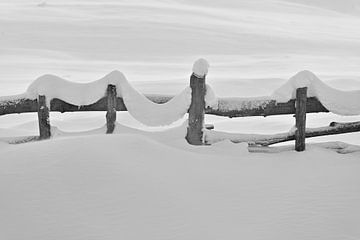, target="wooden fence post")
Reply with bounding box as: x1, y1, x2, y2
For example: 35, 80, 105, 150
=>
295, 87, 307, 151
106, 84, 117, 134
186, 68, 207, 145
37, 95, 51, 139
